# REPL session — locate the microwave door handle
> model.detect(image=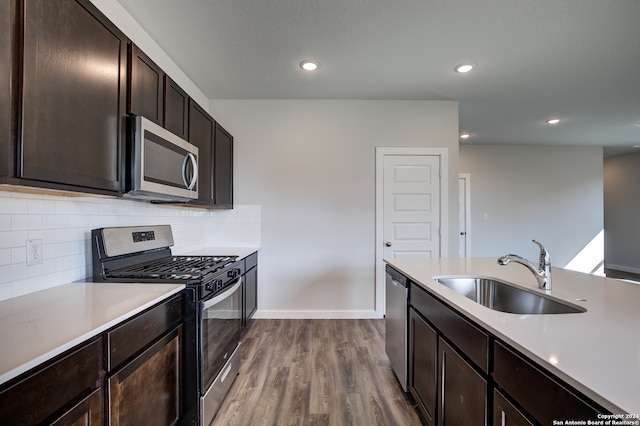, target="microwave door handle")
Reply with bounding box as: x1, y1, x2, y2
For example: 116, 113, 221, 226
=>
202, 277, 242, 310
182, 152, 198, 190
